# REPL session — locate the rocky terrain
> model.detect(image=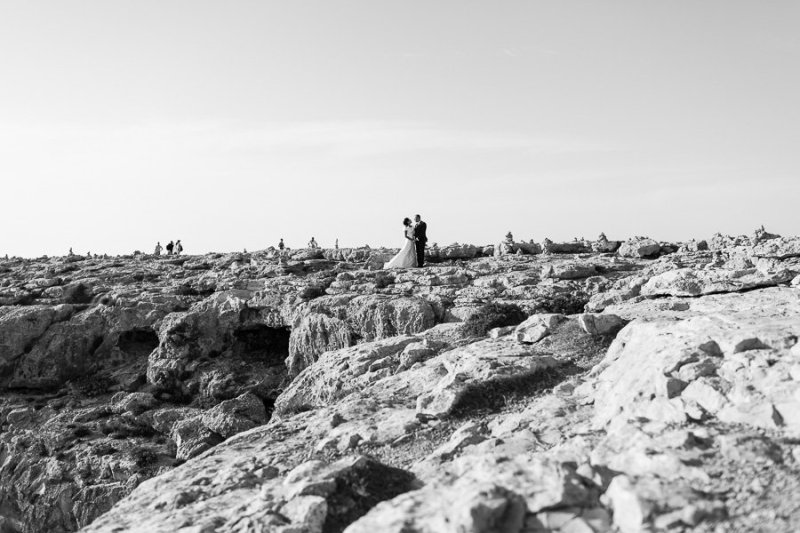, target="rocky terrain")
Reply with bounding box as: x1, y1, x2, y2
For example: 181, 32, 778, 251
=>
2, 229, 800, 533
